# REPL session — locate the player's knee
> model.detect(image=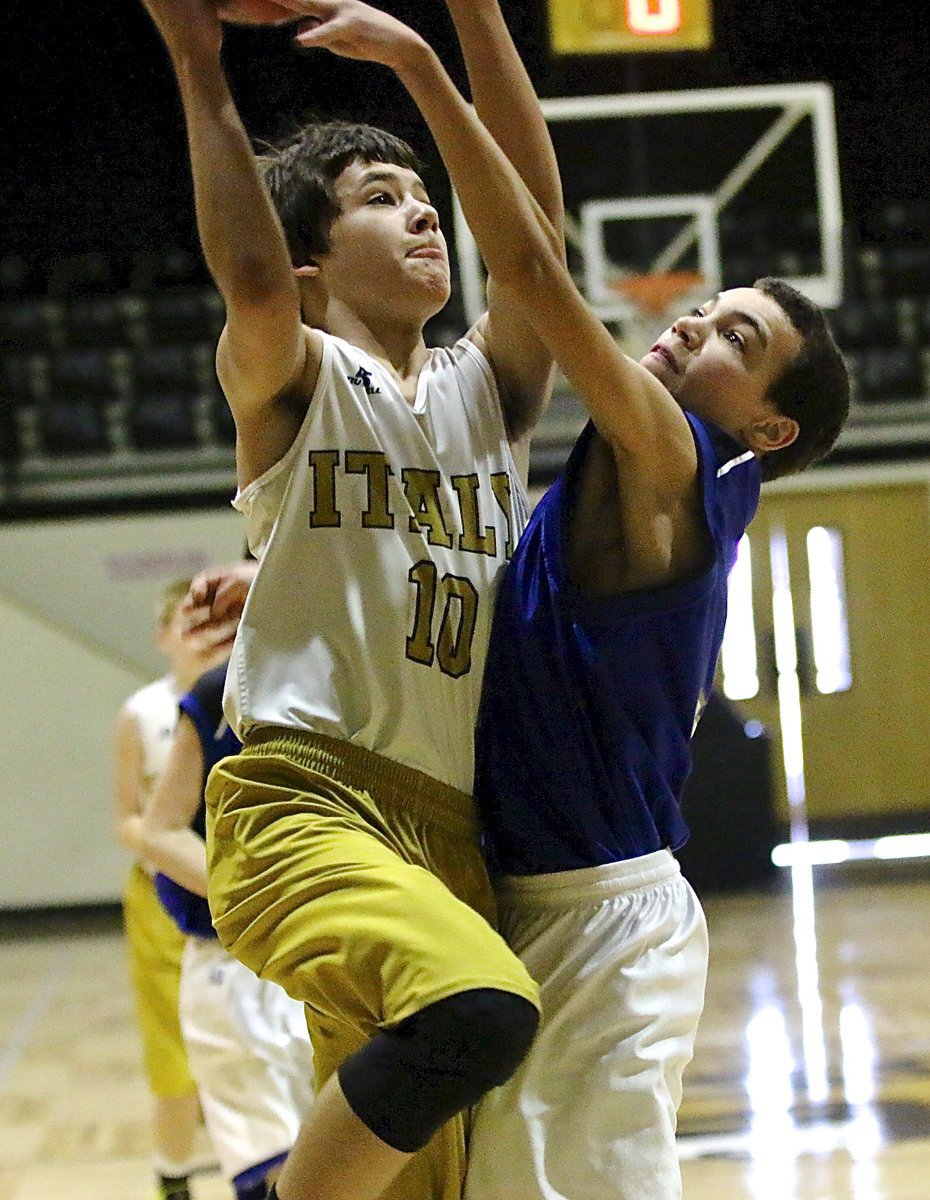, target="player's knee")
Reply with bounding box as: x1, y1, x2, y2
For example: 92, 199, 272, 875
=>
422, 987, 540, 1091
338, 988, 539, 1152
